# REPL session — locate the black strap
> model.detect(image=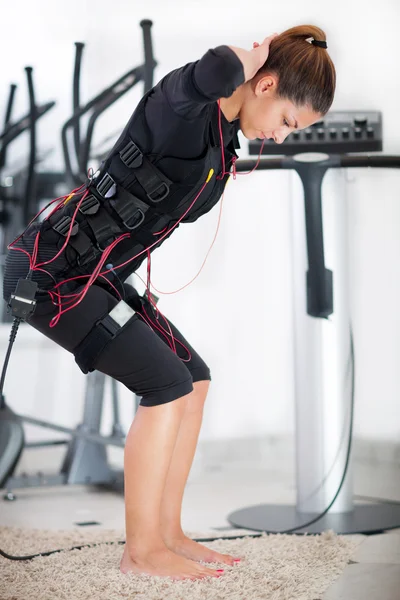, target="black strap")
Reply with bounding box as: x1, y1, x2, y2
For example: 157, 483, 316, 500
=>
109, 186, 149, 230
78, 189, 123, 251
84, 210, 122, 251
74, 315, 120, 374
50, 213, 98, 266
119, 139, 172, 202
67, 230, 98, 266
